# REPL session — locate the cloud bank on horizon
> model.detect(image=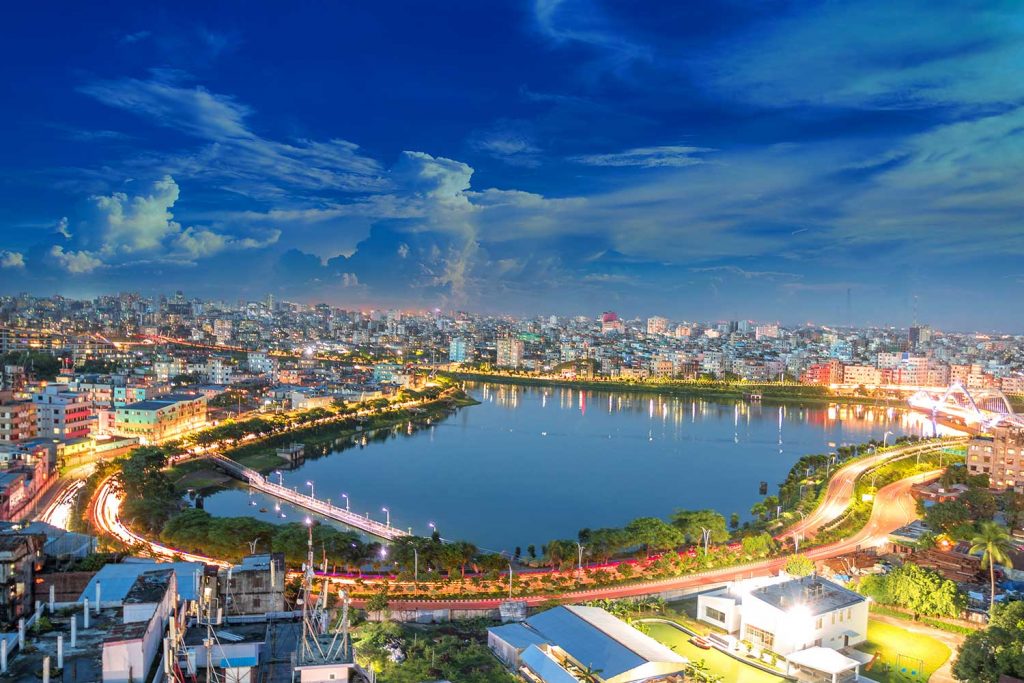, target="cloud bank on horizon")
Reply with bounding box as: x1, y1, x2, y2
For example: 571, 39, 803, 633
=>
1, 0, 1023, 329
